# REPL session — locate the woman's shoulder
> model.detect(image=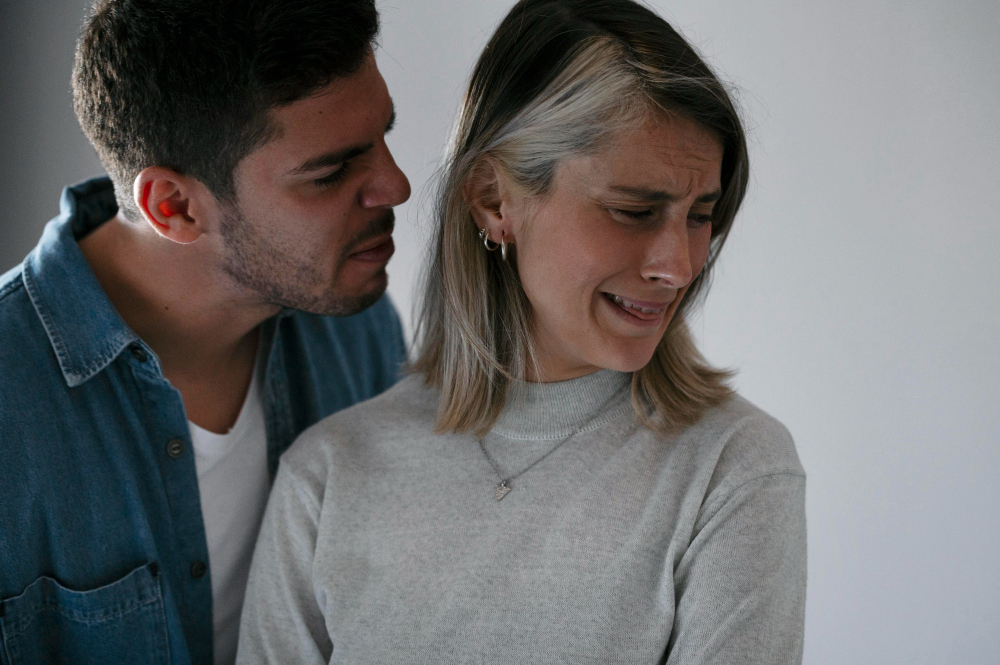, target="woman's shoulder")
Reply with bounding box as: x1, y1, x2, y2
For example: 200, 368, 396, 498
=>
676, 393, 805, 501
280, 373, 439, 473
